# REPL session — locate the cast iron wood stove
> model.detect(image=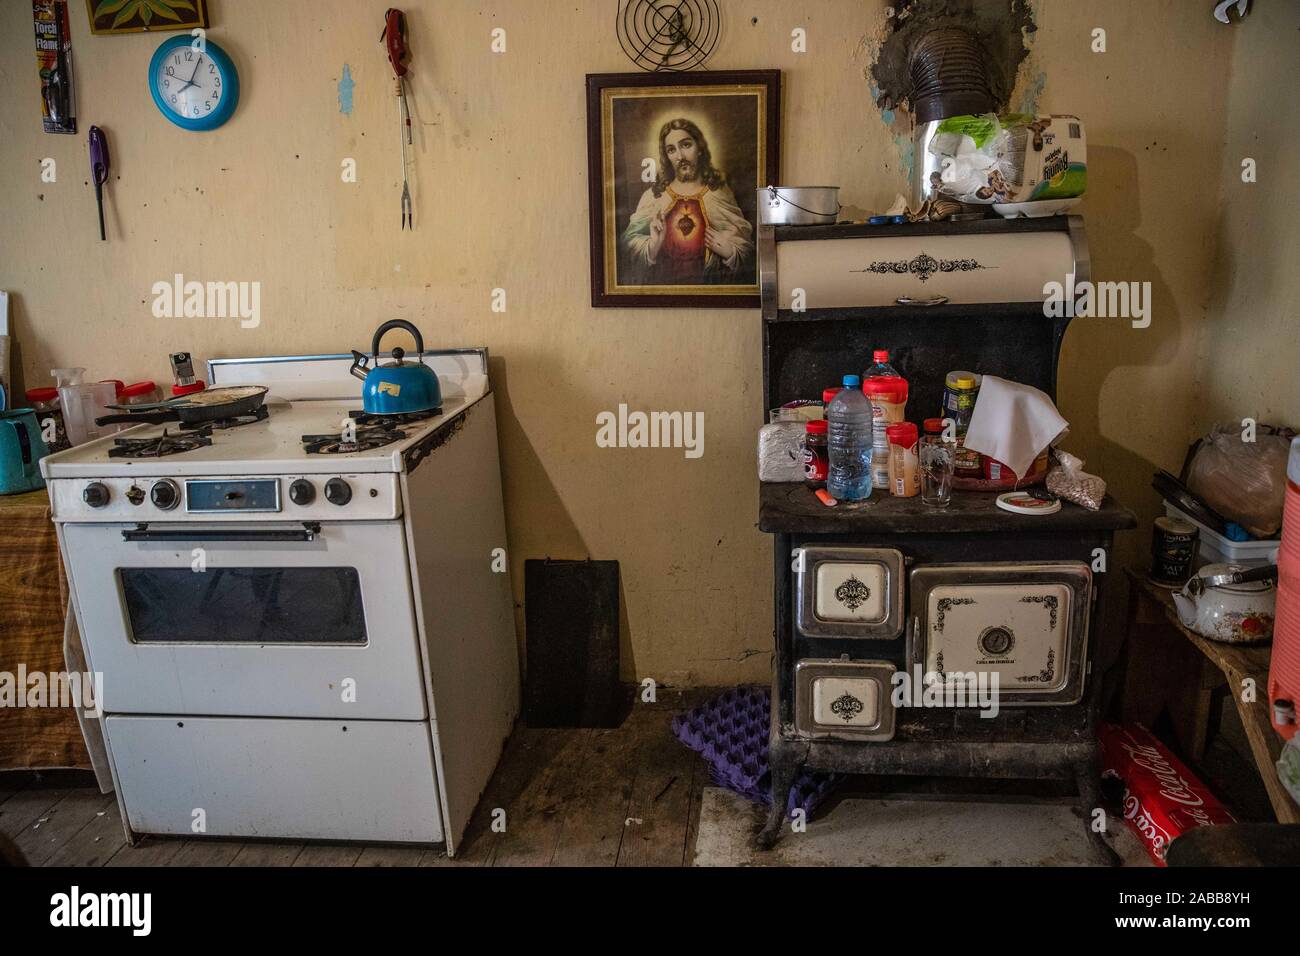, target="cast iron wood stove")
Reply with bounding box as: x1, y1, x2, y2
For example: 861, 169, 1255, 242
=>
755, 216, 1135, 862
